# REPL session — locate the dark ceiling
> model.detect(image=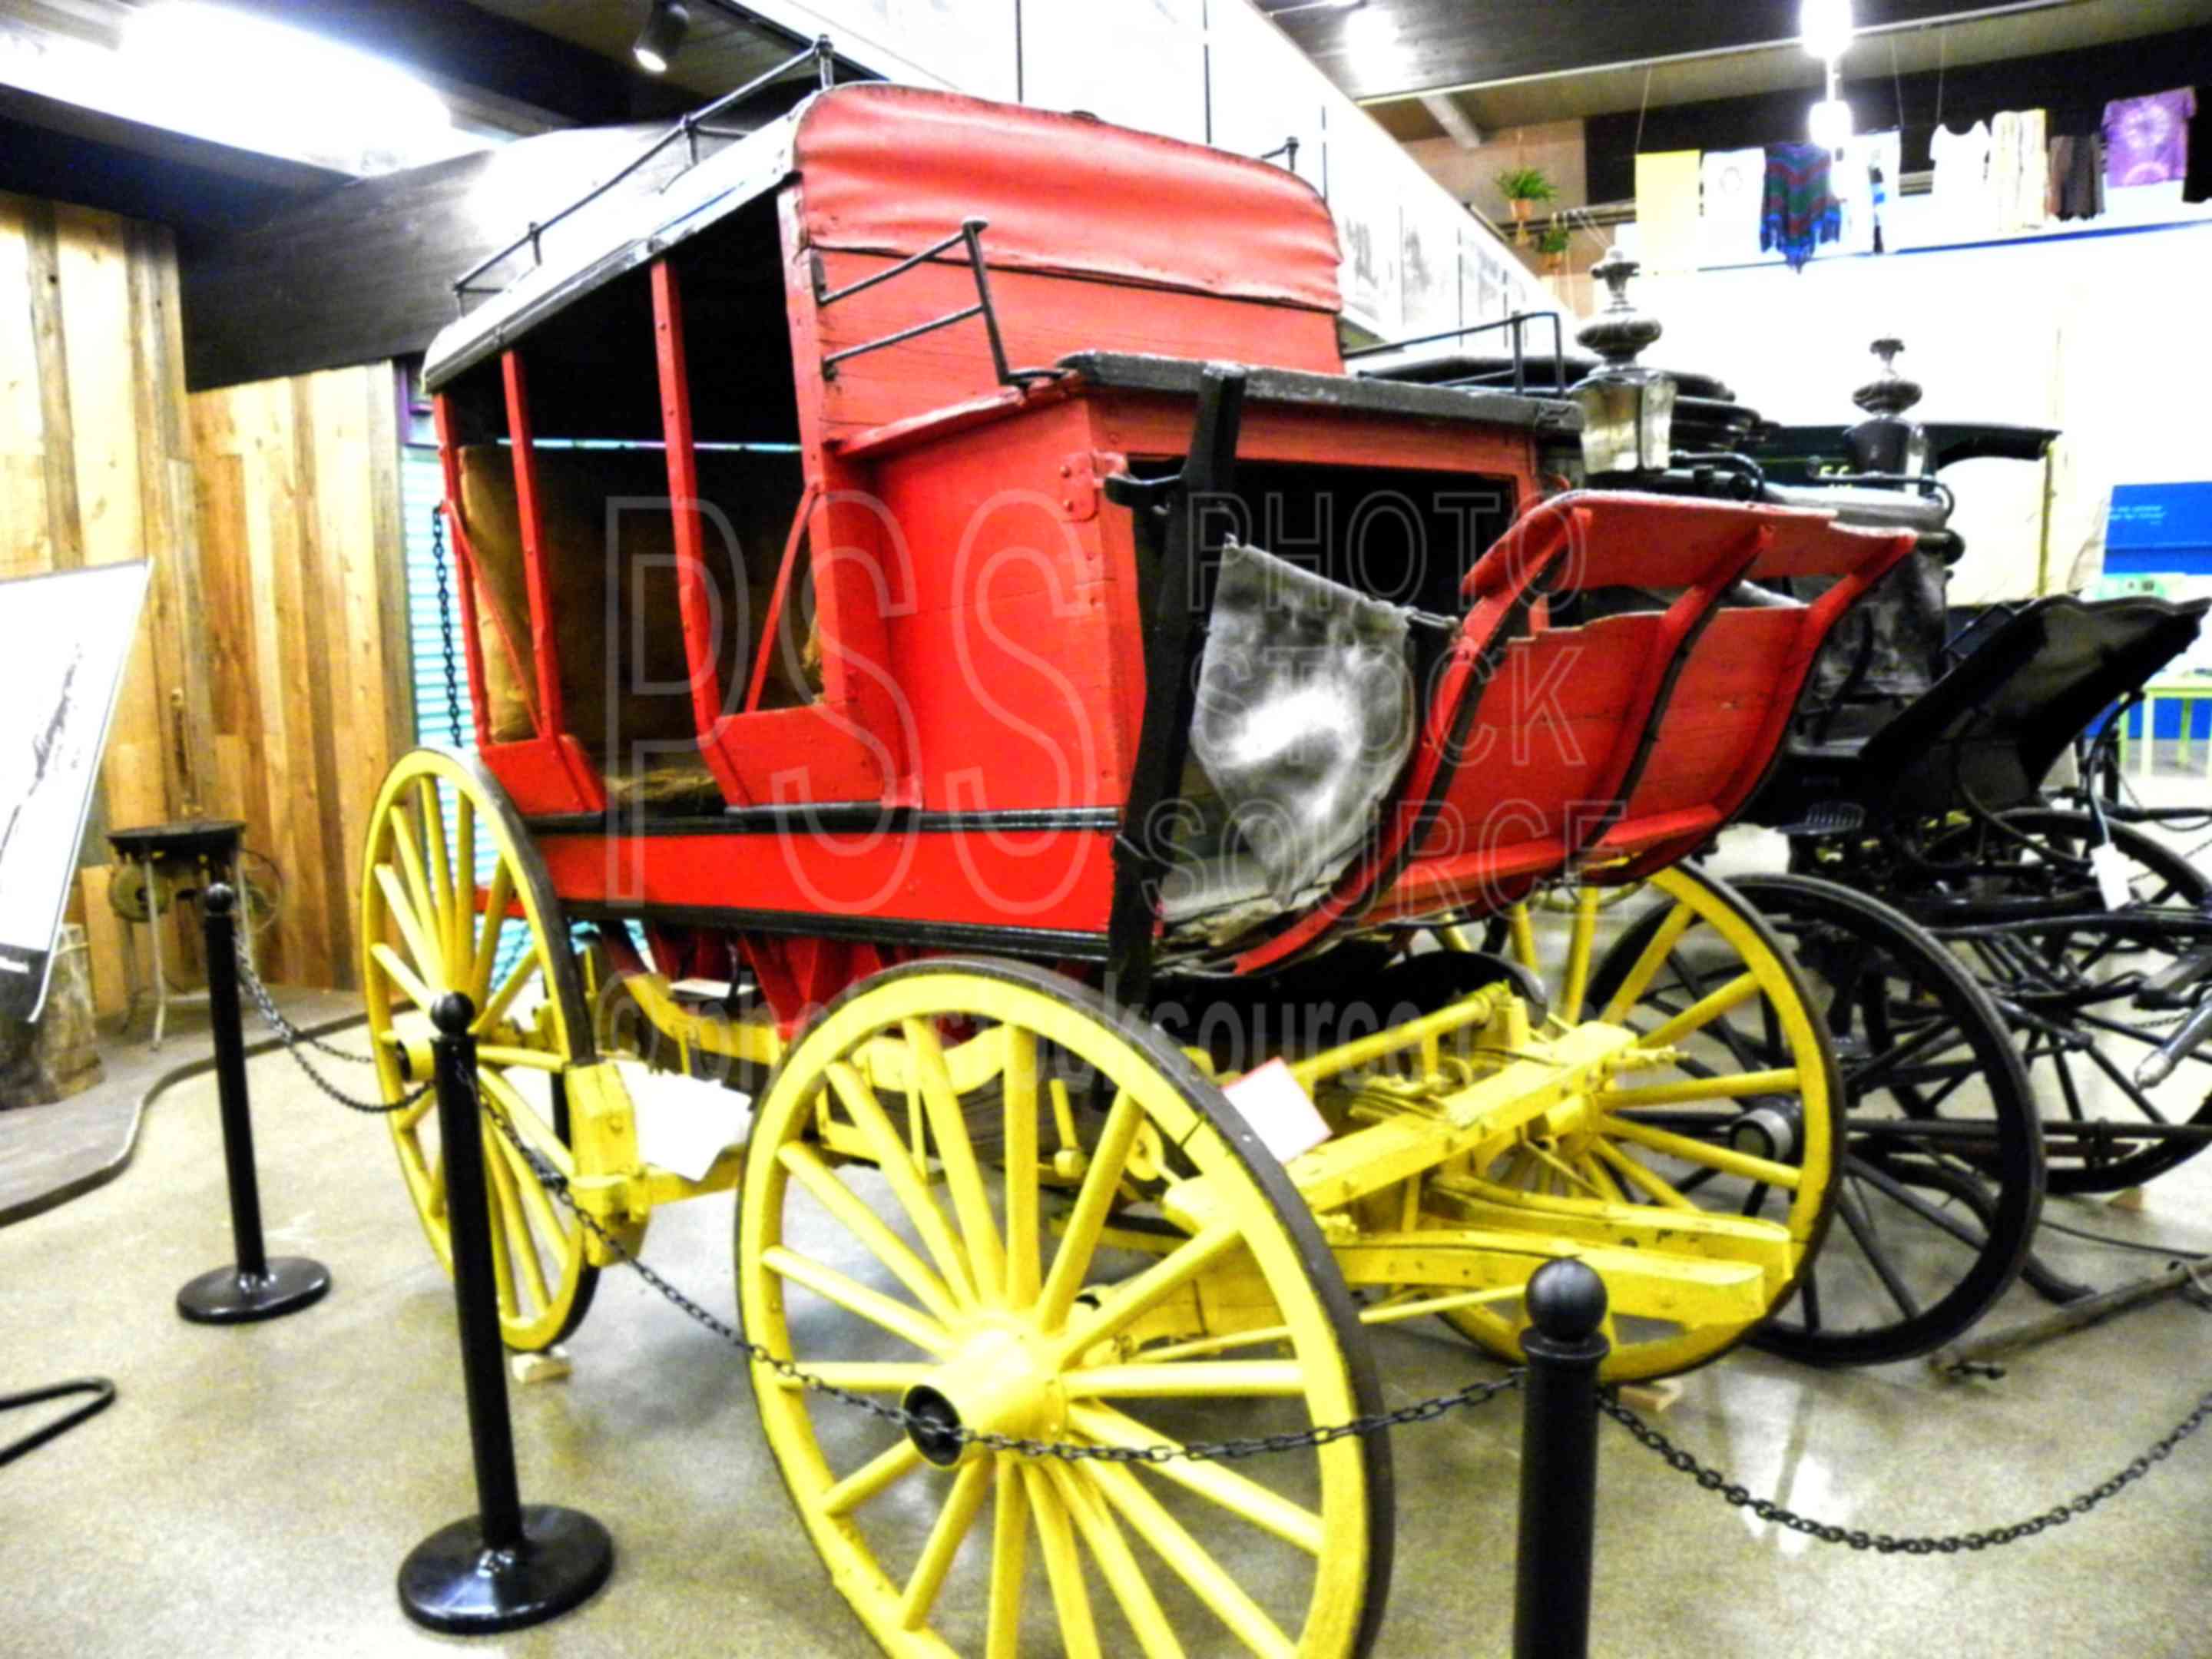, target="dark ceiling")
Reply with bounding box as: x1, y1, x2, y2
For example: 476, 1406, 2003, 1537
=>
1269, 0, 2018, 102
